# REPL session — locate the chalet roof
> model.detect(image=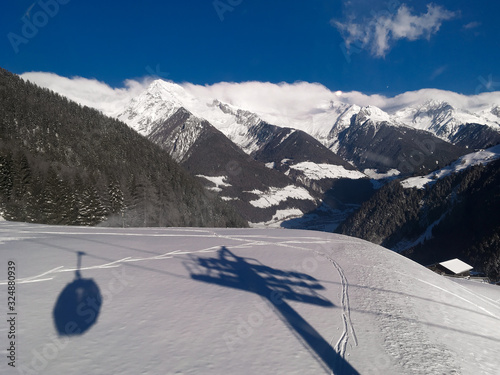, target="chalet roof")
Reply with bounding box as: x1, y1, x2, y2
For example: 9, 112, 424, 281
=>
438, 259, 473, 275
